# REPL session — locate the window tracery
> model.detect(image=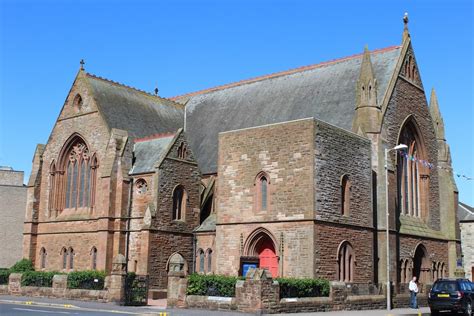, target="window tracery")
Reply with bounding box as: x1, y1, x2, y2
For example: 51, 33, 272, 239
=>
398, 120, 429, 218
49, 136, 98, 215
135, 179, 148, 195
